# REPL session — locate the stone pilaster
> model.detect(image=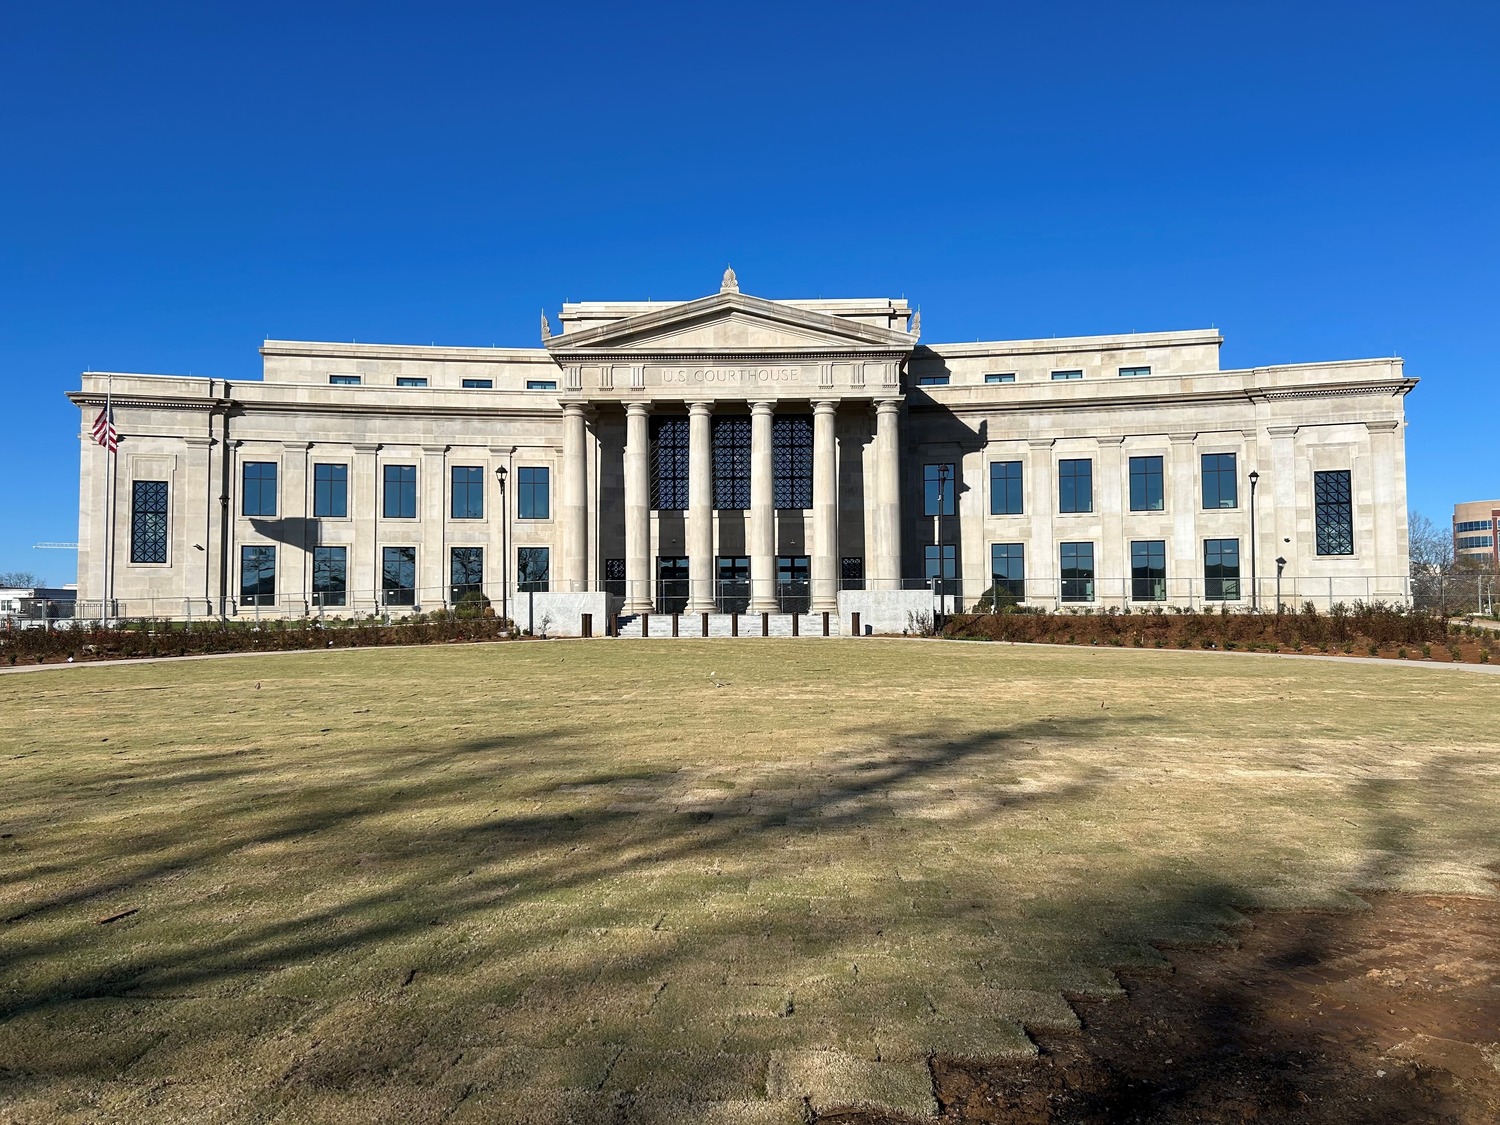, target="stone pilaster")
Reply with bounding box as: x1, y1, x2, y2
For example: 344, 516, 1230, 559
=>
686, 401, 715, 612
623, 402, 653, 612
811, 400, 839, 611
